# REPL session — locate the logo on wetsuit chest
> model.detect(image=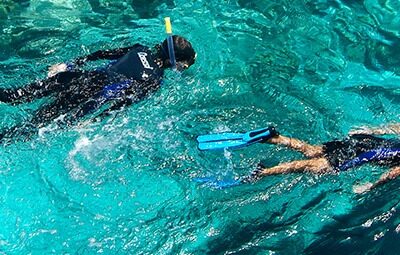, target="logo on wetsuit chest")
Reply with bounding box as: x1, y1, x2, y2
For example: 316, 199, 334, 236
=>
137, 52, 154, 70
